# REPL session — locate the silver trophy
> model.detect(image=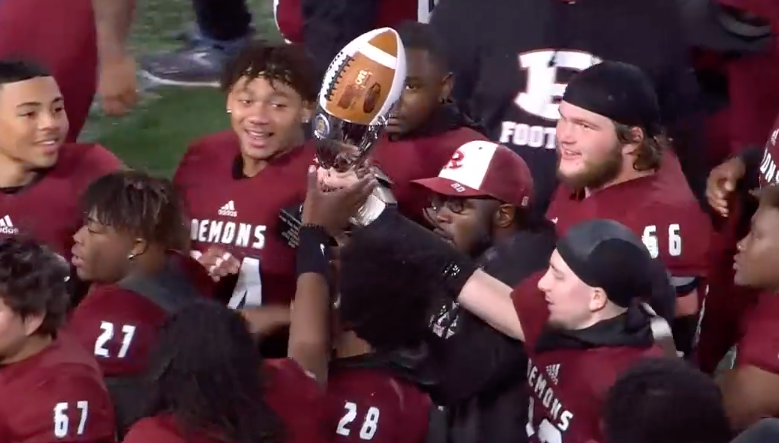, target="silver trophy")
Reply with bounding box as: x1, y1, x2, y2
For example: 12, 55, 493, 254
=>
312, 27, 407, 224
